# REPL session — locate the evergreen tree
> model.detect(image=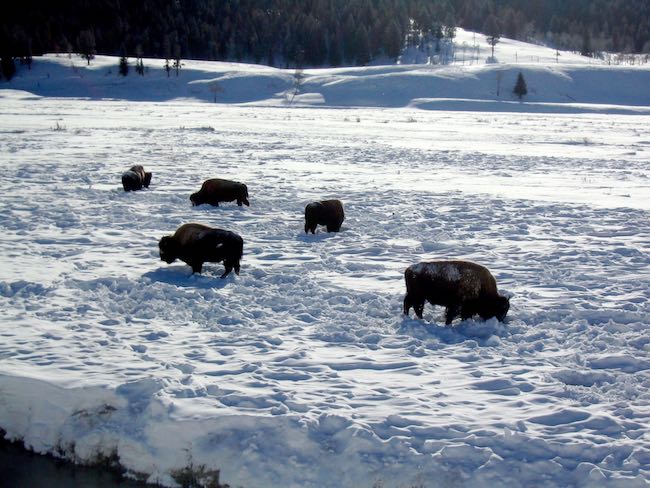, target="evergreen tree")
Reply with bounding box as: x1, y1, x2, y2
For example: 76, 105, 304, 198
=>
163, 36, 172, 77
343, 13, 358, 64
327, 27, 343, 67
76, 29, 96, 65
173, 43, 182, 76
1, 56, 16, 80
2, 0, 648, 67
118, 44, 129, 76
24, 39, 33, 70
444, 13, 457, 41
483, 14, 501, 59
135, 44, 145, 75
581, 29, 593, 57
433, 22, 444, 53
355, 25, 371, 66
513, 72, 527, 100
119, 55, 129, 76
384, 21, 403, 60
